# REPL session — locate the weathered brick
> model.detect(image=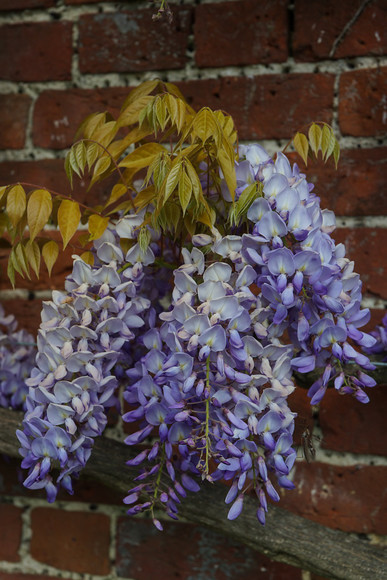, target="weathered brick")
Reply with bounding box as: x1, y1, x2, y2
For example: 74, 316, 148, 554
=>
0, 574, 63, 580
280, 463, 387, 533
195, 0, 288, 67
0, 504, 22, 562
339, 67, 387, 137
287, 387, 314, 446
319, 385, 387, 456
294, 0, 387, 60
179, 74, 334, 141
78, 8, 192, 74
30, 508, 111, 574
289, 147, 387, 216
33, 87, 129, 149
0, 0, 56, 9
116, 518, 302, 580
0, 22, 72, 82
0, 158, 112, 207
0, 94, 31, 150
334, 228, 387, 299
